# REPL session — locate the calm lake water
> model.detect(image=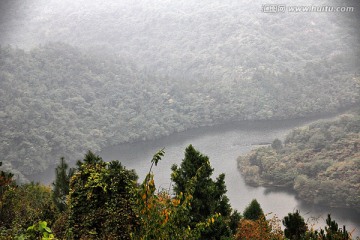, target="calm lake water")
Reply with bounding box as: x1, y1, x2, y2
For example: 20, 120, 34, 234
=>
100, 116, 360, 237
